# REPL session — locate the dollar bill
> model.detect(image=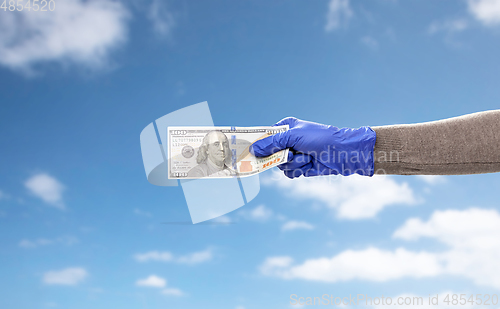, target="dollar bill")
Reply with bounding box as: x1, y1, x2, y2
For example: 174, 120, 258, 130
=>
168, 125, 289, 179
